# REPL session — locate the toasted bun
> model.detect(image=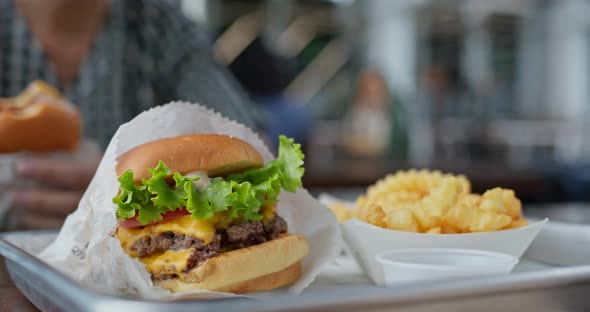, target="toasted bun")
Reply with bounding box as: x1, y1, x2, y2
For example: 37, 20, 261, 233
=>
0, 82, 81, 153
156, 234, 309, 293
116, 134, 264, 180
